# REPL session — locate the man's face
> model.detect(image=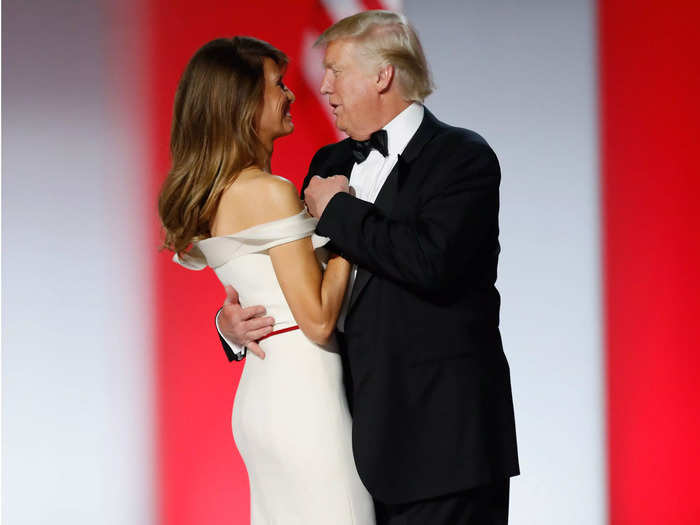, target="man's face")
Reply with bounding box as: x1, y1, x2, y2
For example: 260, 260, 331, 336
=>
320, 39, 377, 140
